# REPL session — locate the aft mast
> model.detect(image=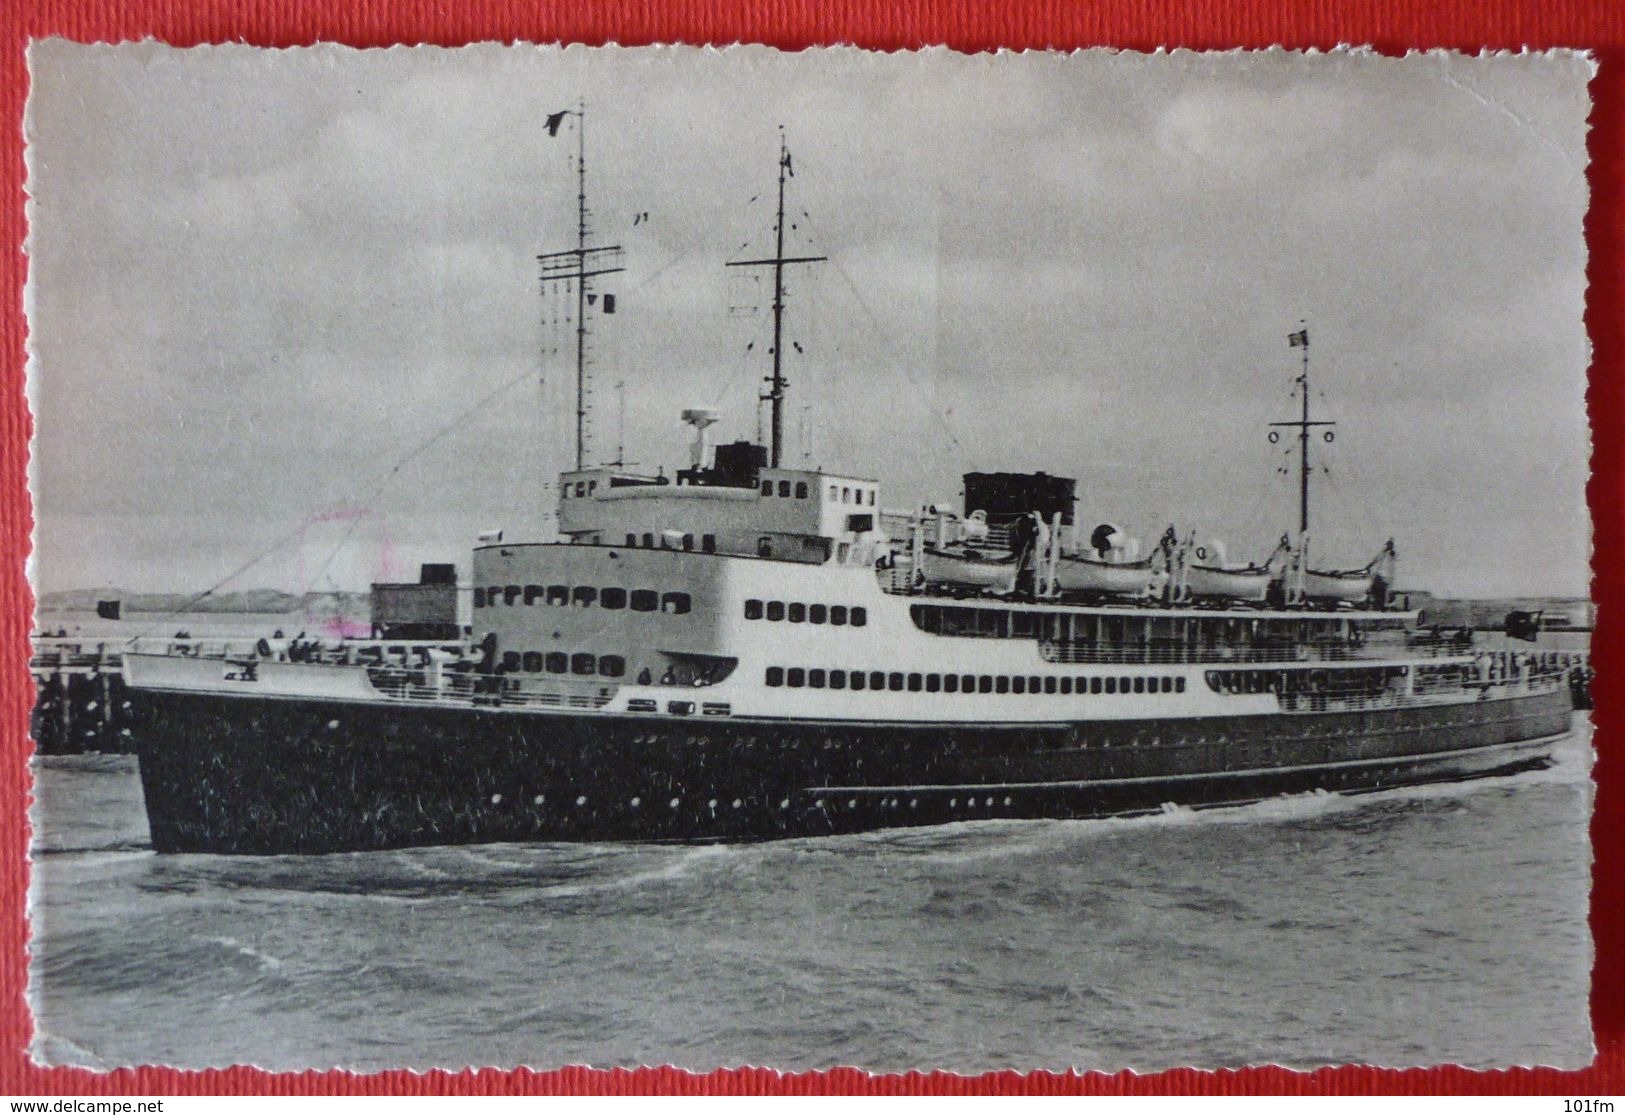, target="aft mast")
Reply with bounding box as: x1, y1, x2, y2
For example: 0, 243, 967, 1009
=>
726, 129, 826, 469
1270, 324, 1335, 535
537, 102, 625, 470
